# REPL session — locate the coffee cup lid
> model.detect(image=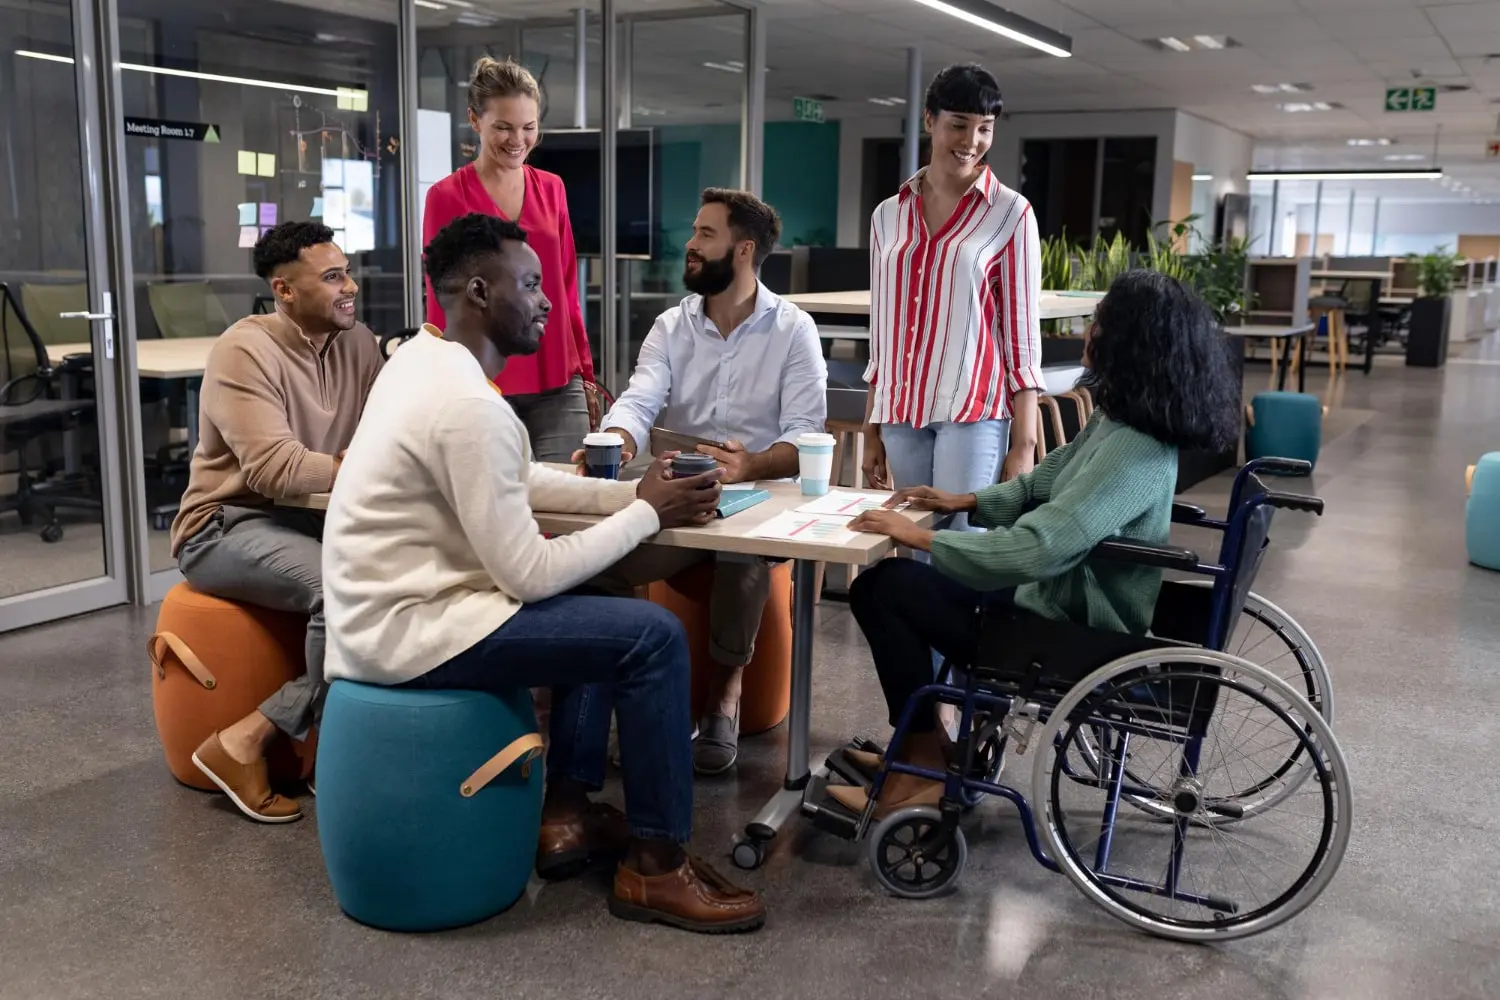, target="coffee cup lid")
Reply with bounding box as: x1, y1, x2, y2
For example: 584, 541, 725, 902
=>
584, 432, 624, 447
797, 432, 836, 447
